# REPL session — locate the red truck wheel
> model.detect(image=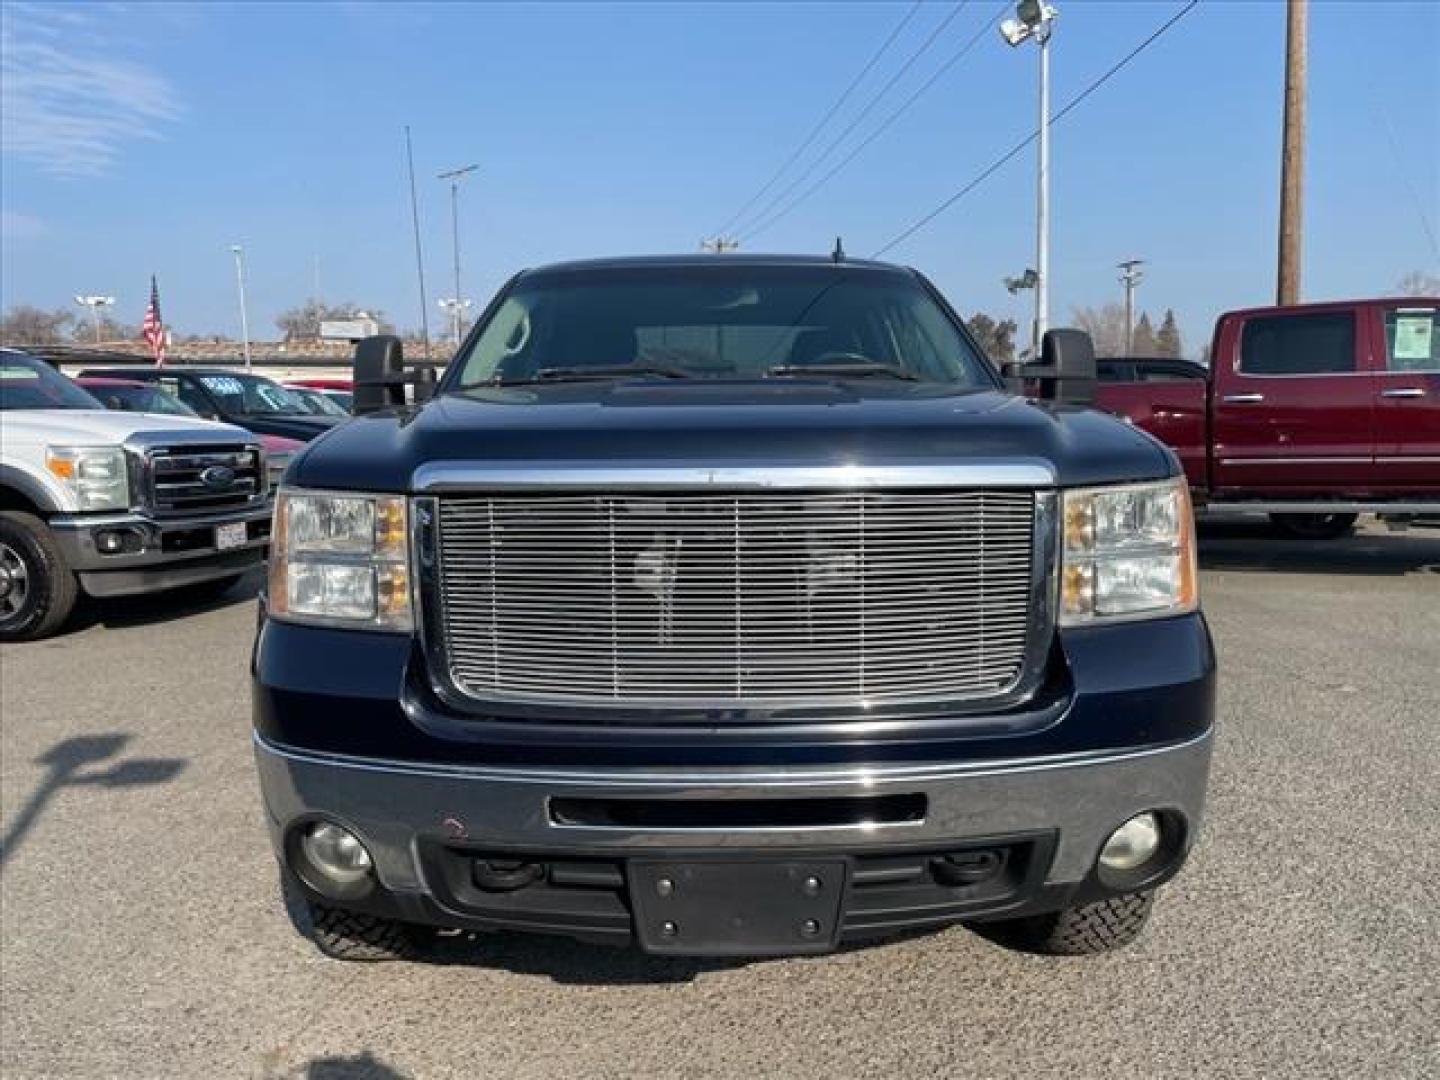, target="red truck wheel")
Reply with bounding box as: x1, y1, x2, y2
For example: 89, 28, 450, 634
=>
1268, 512, 1358, 541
